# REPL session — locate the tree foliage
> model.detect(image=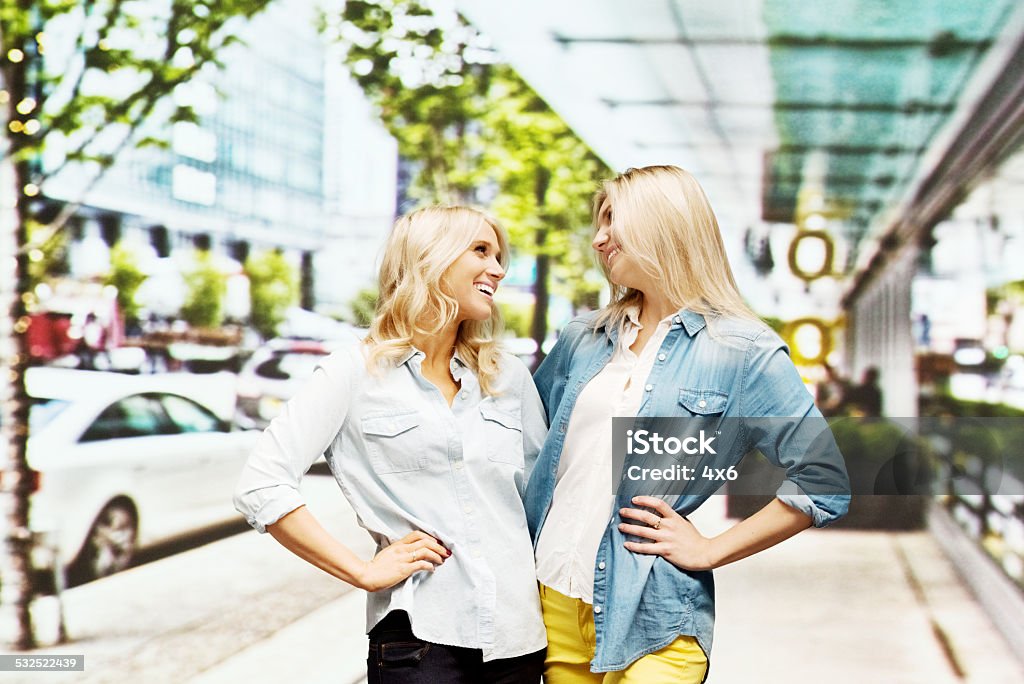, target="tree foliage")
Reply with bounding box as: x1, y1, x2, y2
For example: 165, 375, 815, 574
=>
245, 248, 298, 339
104, 242, 147, 326
347, 285, 378, 328
2, 0, 272, 186
326, 0, 609, 354
180, 249, 225, 329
